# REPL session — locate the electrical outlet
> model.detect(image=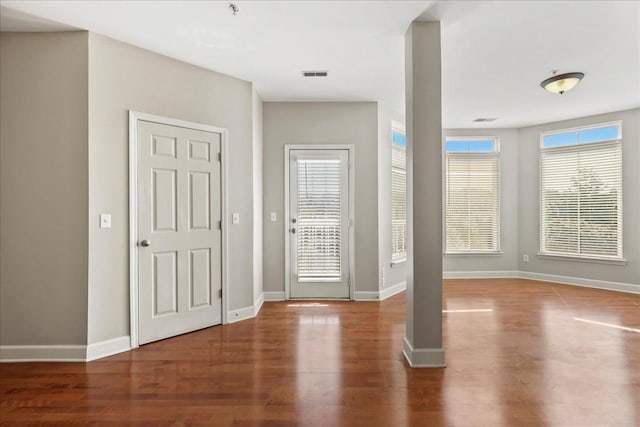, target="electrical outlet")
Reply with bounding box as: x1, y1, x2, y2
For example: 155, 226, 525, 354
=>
100, 214, 112, 229
232, 213, 240, 224
270, 211, 277, 222
523, 254, 529, 263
